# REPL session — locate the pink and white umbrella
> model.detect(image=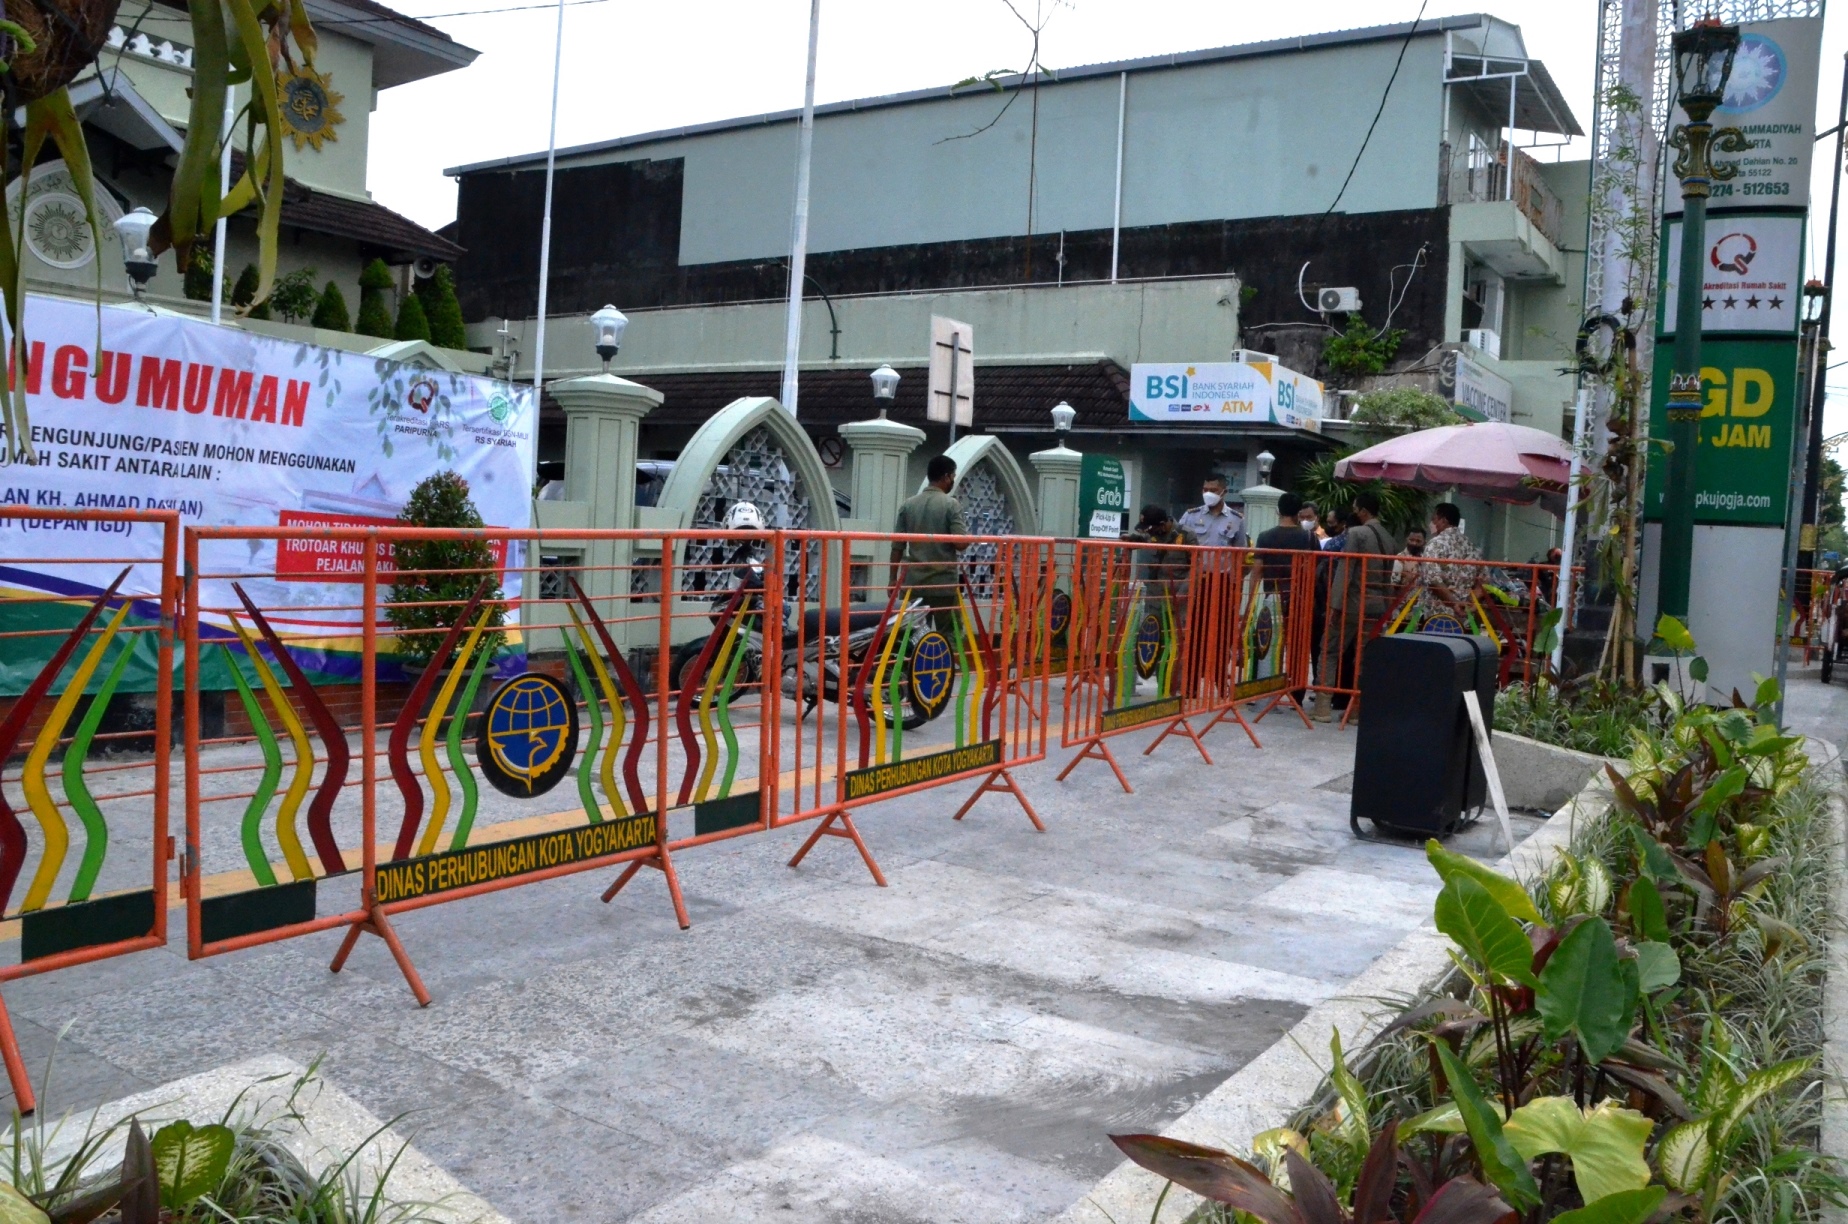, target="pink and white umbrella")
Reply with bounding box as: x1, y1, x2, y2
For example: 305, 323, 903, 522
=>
1334, 422, 1573, 510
